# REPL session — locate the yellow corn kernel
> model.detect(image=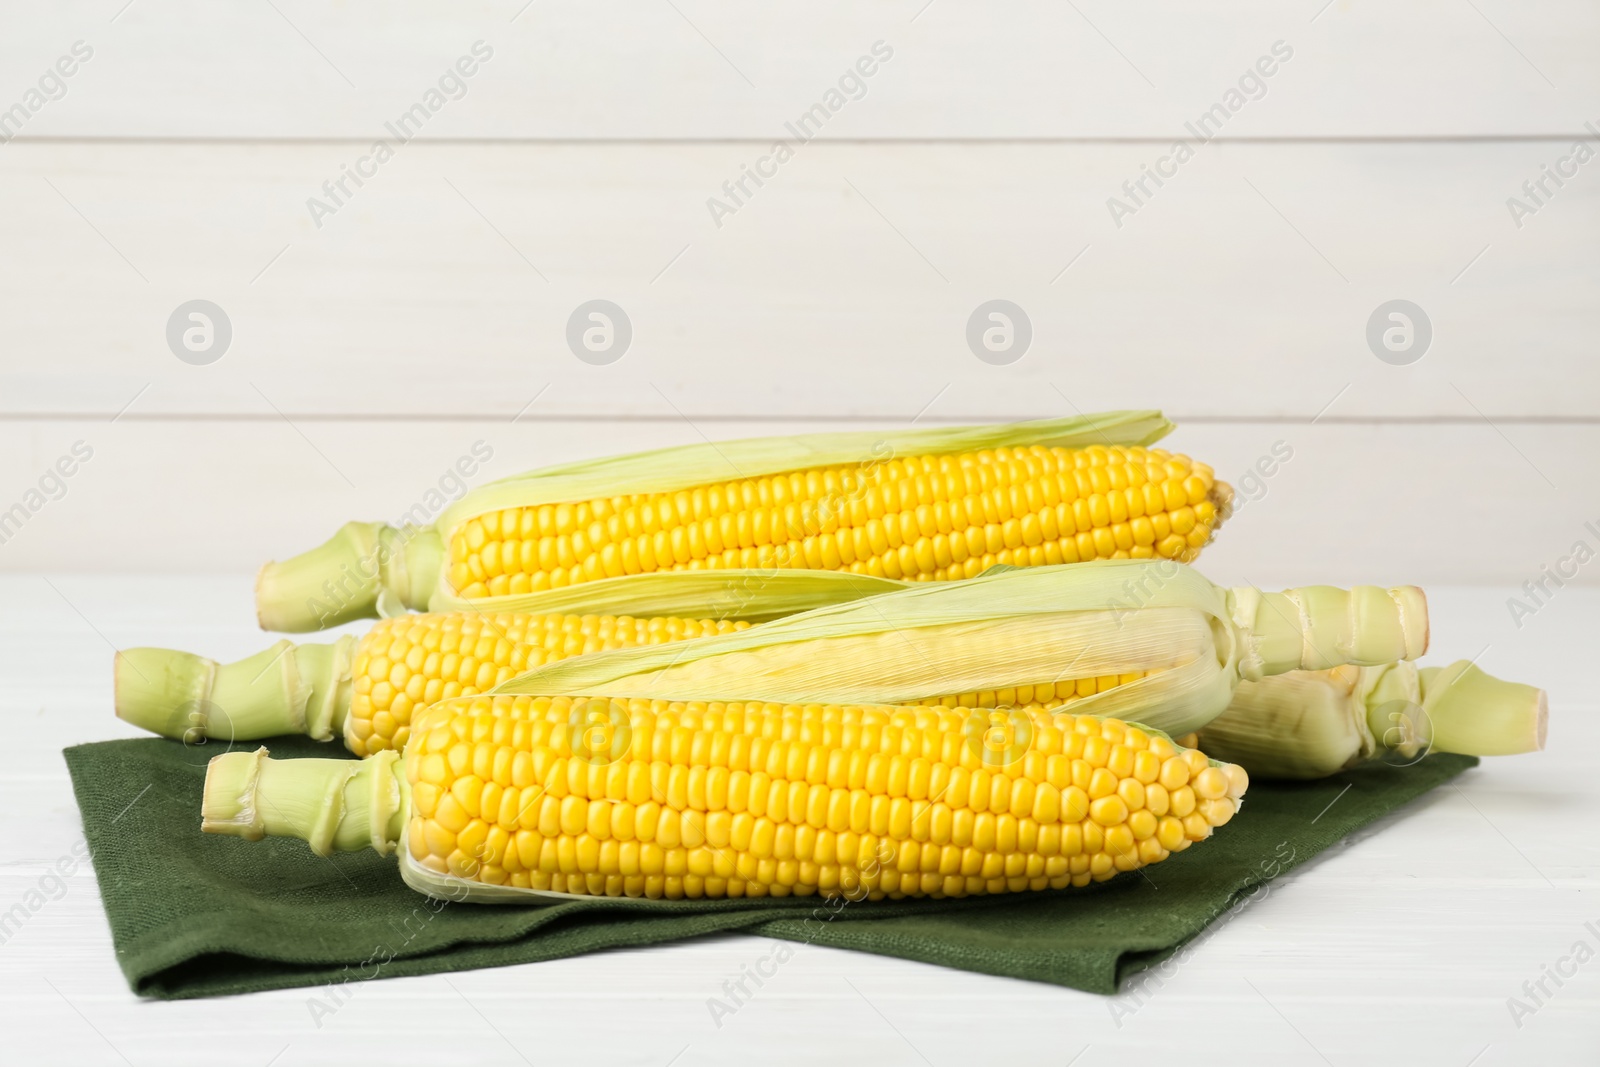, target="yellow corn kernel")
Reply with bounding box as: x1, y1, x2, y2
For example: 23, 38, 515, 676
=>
401, 696, 1246, 901
446, 446, 1226, 601
345, 611, 748, 756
